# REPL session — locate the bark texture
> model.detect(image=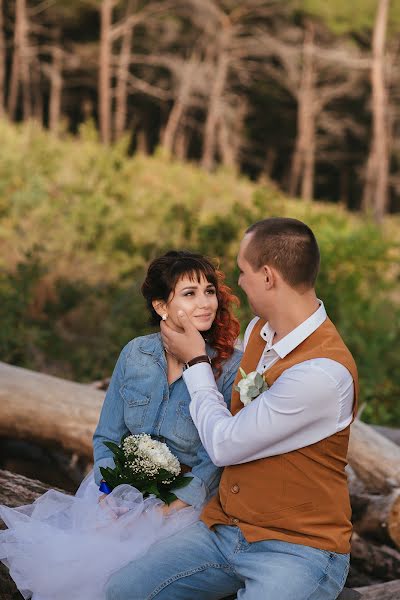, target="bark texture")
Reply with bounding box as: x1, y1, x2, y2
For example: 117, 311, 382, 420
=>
0, 361, 105, 458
